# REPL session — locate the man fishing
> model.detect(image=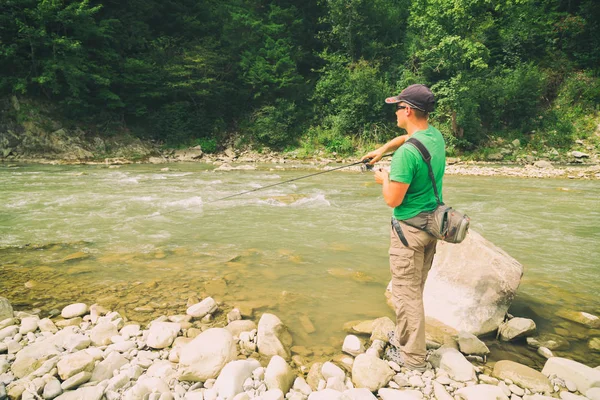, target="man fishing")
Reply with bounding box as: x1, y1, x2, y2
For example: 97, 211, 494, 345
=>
362, 84, 445, 371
